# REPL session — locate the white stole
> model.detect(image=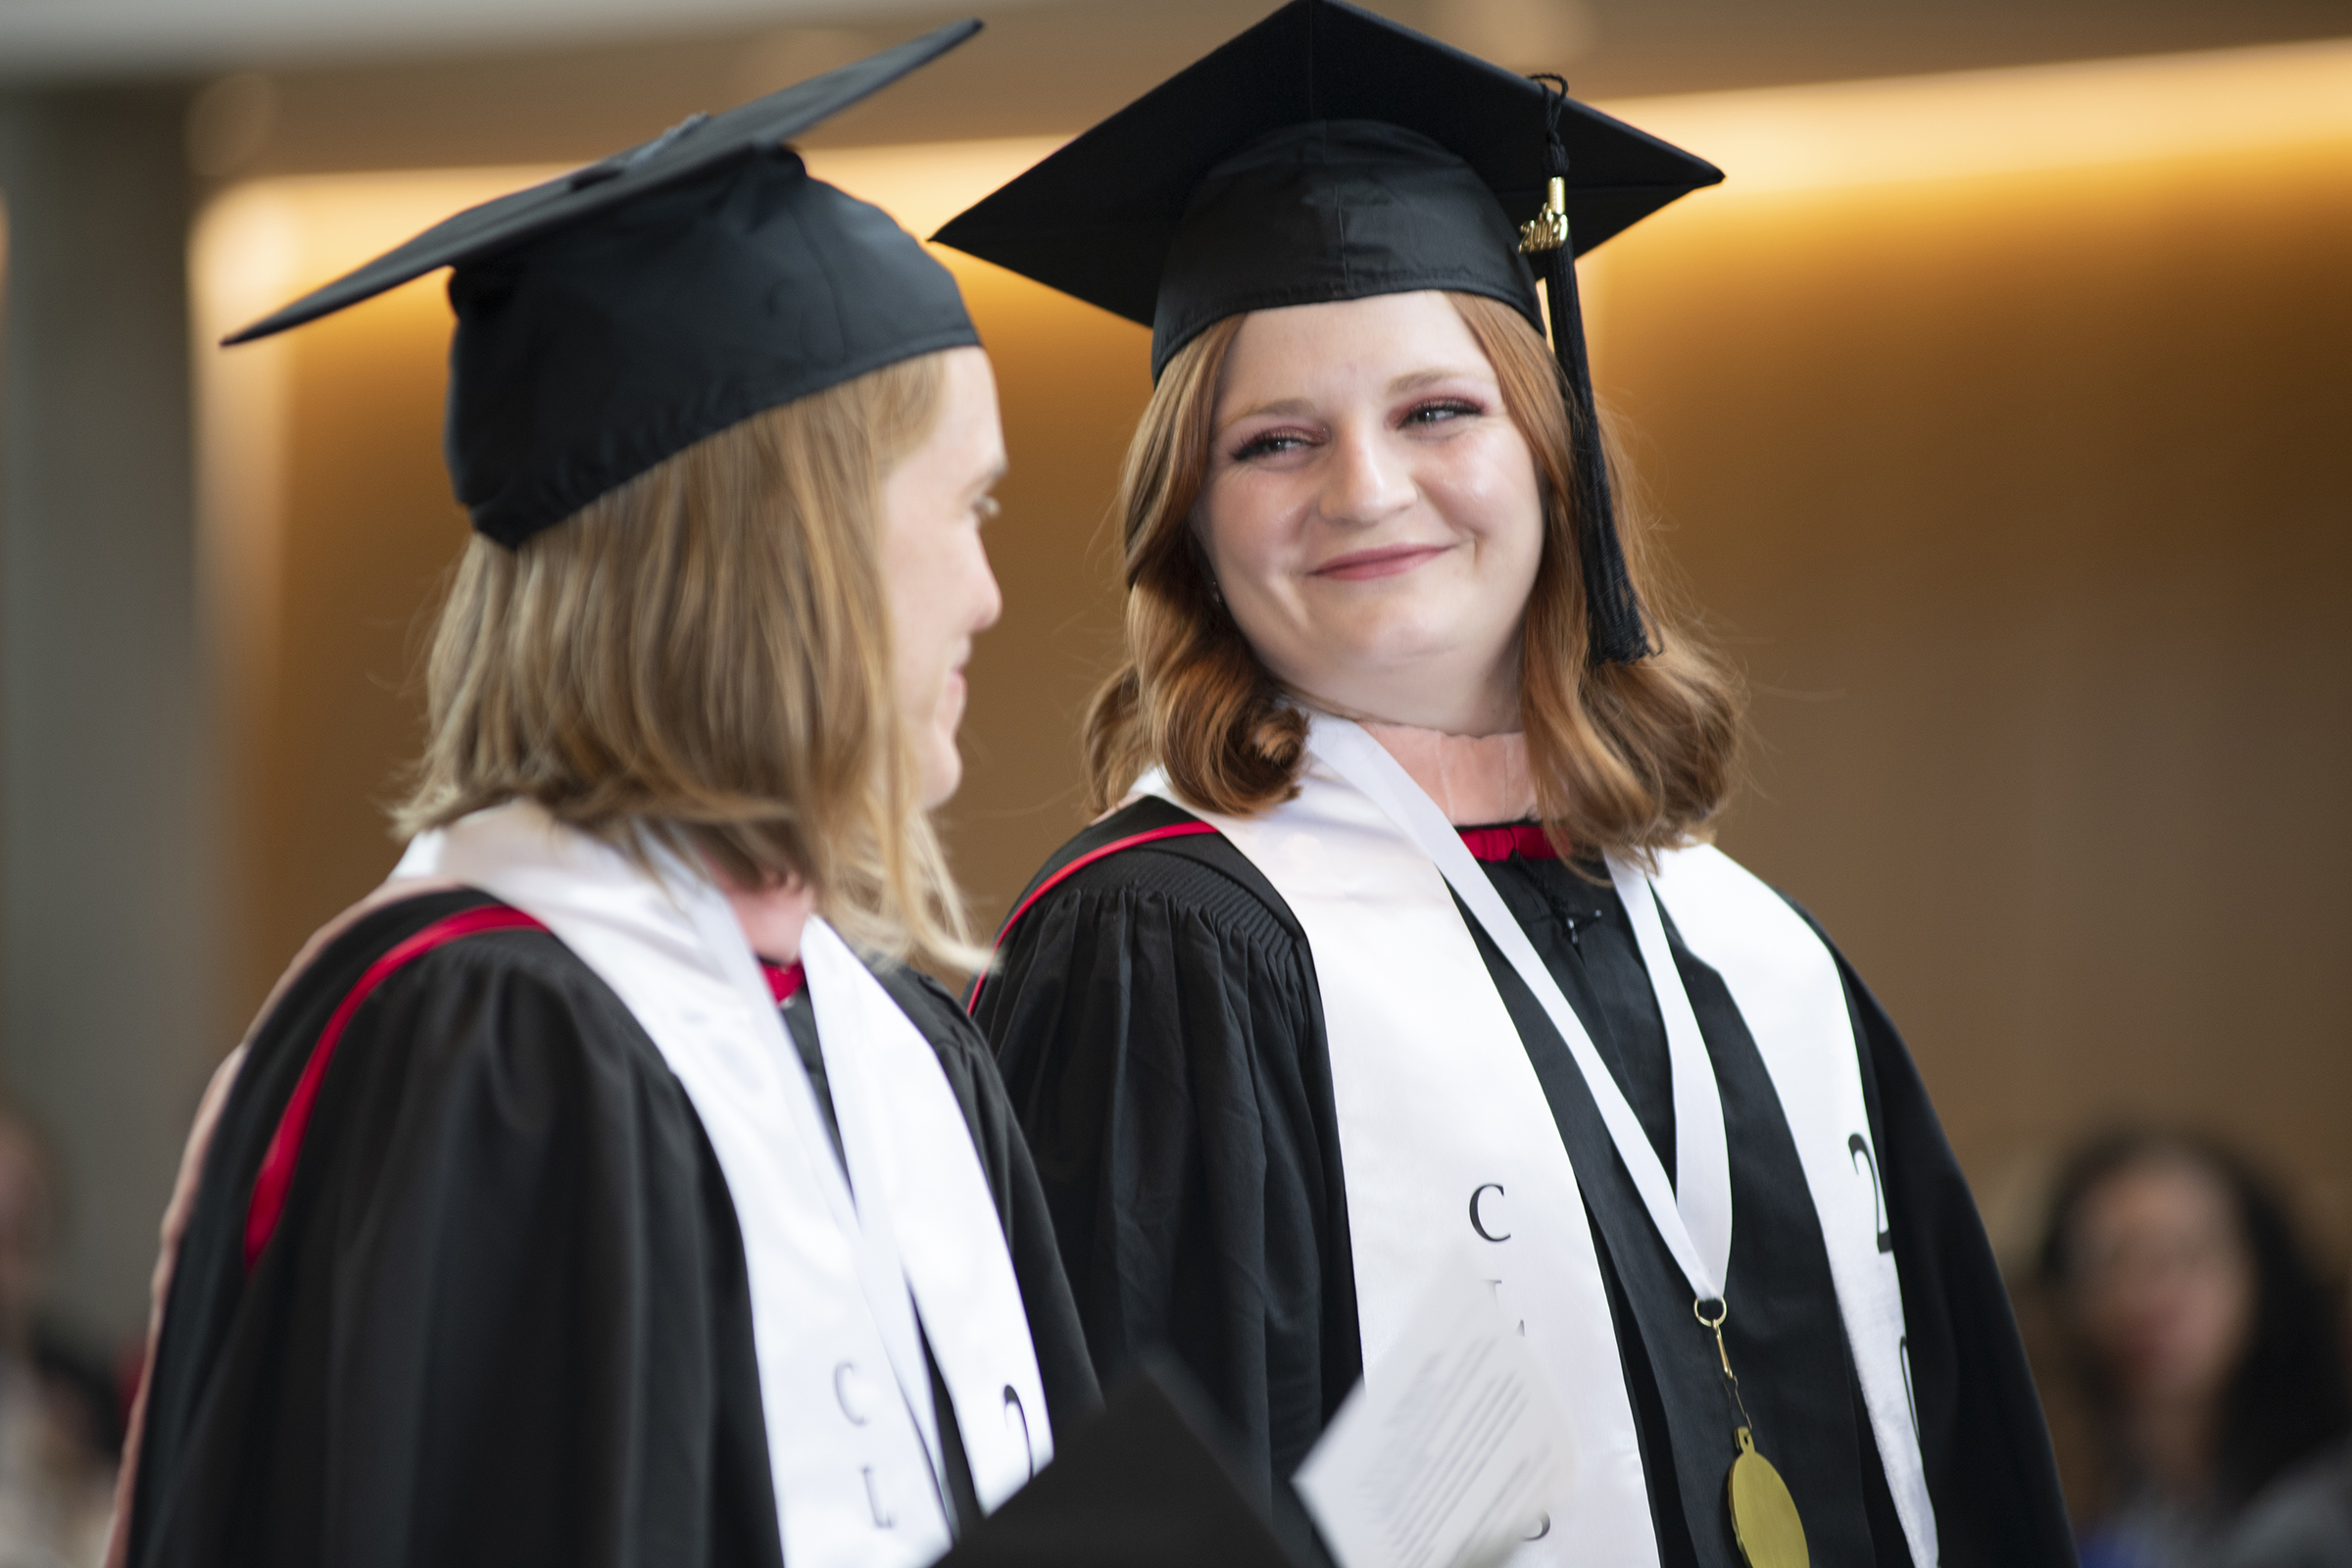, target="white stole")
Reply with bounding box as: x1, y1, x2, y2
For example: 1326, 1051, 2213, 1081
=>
1141, 722, 1937, 1567
1648, 849, 1936, 1566
392, 803, 1051, 1568
1144, 760, 1659, 1567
